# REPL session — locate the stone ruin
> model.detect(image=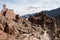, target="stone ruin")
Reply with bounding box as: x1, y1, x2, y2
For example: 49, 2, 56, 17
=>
0, 5, 59, 40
